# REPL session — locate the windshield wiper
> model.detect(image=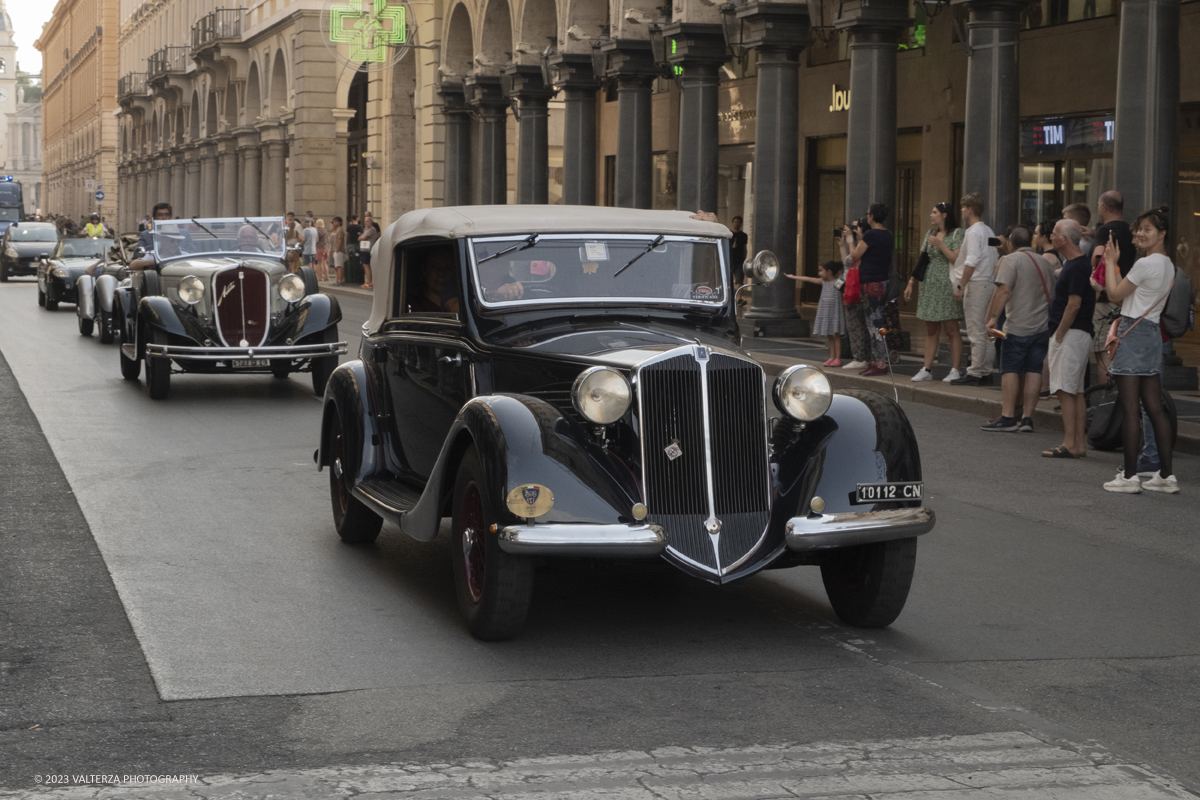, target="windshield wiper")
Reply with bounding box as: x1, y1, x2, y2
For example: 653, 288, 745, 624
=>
477, 233, 539, 264
190, 218, 217, 238
243, 217, 273, 241
613, 235, 665, 279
